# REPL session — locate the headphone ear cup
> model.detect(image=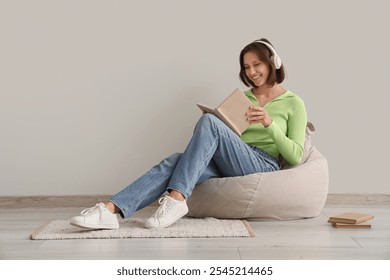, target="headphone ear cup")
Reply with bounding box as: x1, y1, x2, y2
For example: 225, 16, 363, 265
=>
274, 55, 282, 69
253, 40, 282, 69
